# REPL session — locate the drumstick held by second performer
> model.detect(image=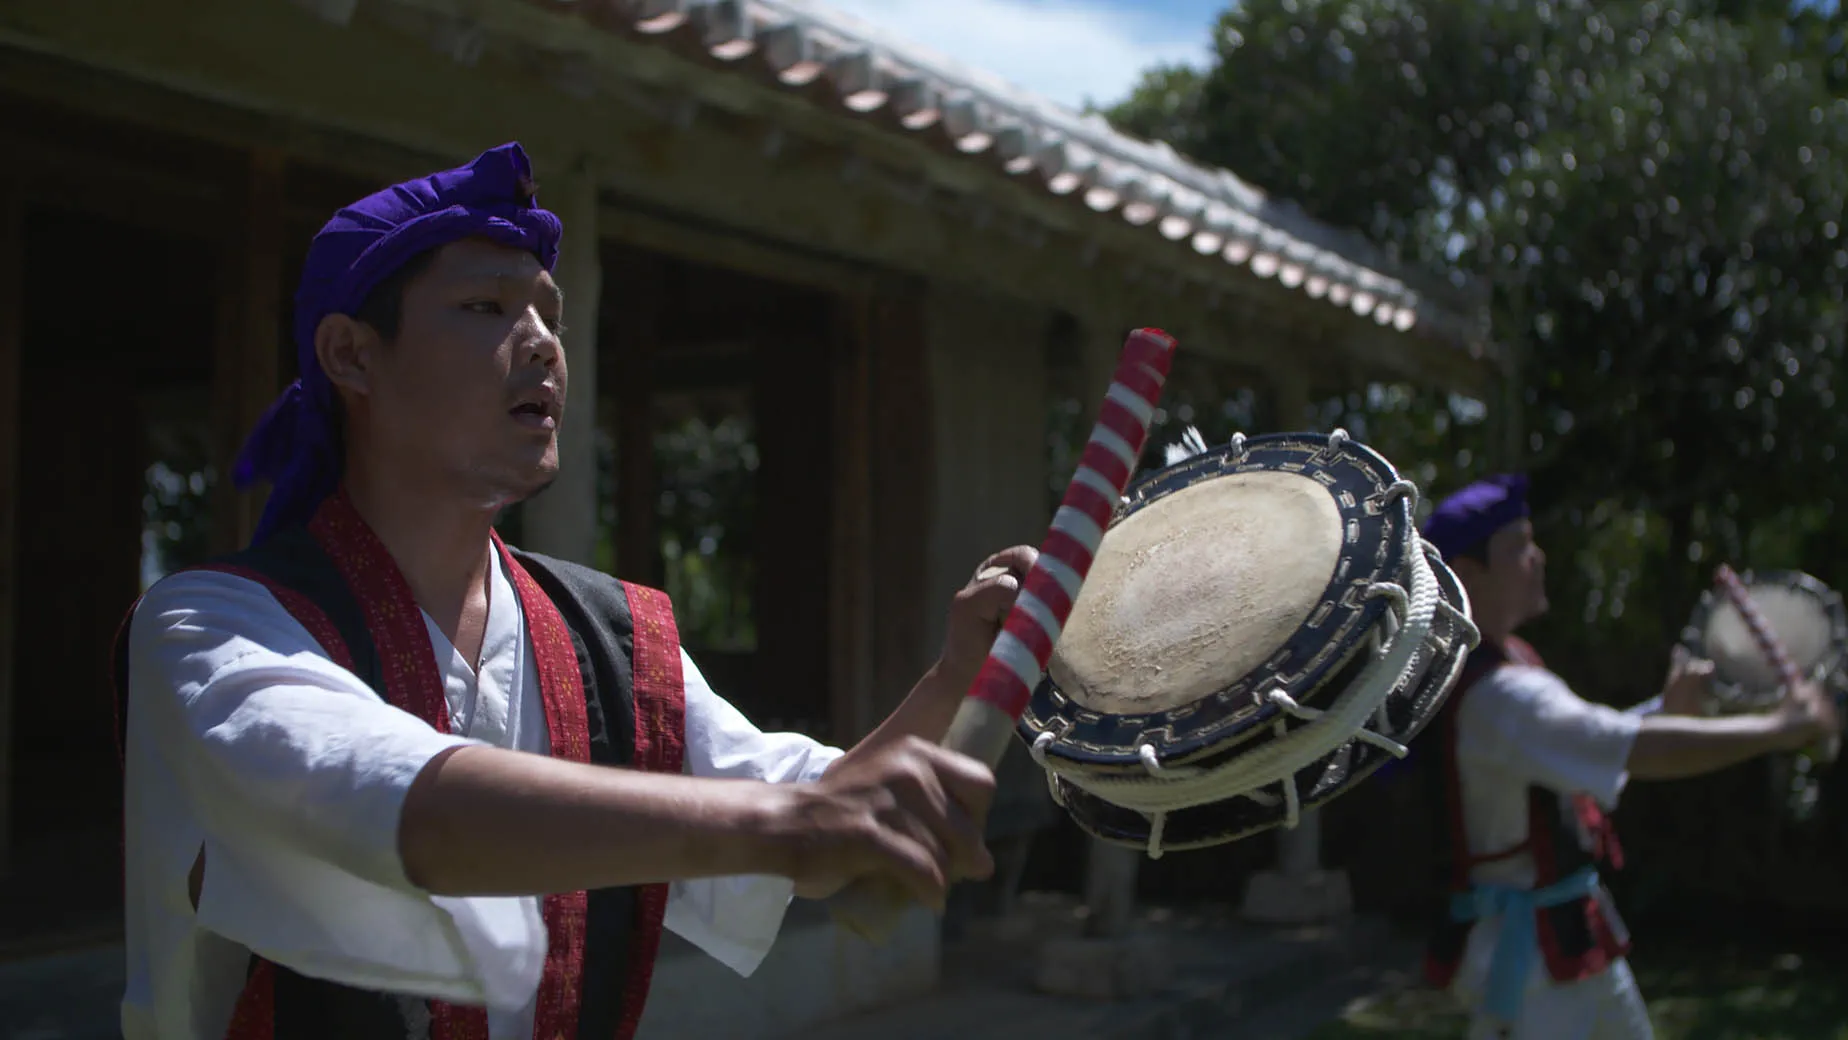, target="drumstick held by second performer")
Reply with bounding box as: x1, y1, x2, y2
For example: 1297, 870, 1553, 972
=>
1713, 563, 1803, 689
1713, 563, 1842, 761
